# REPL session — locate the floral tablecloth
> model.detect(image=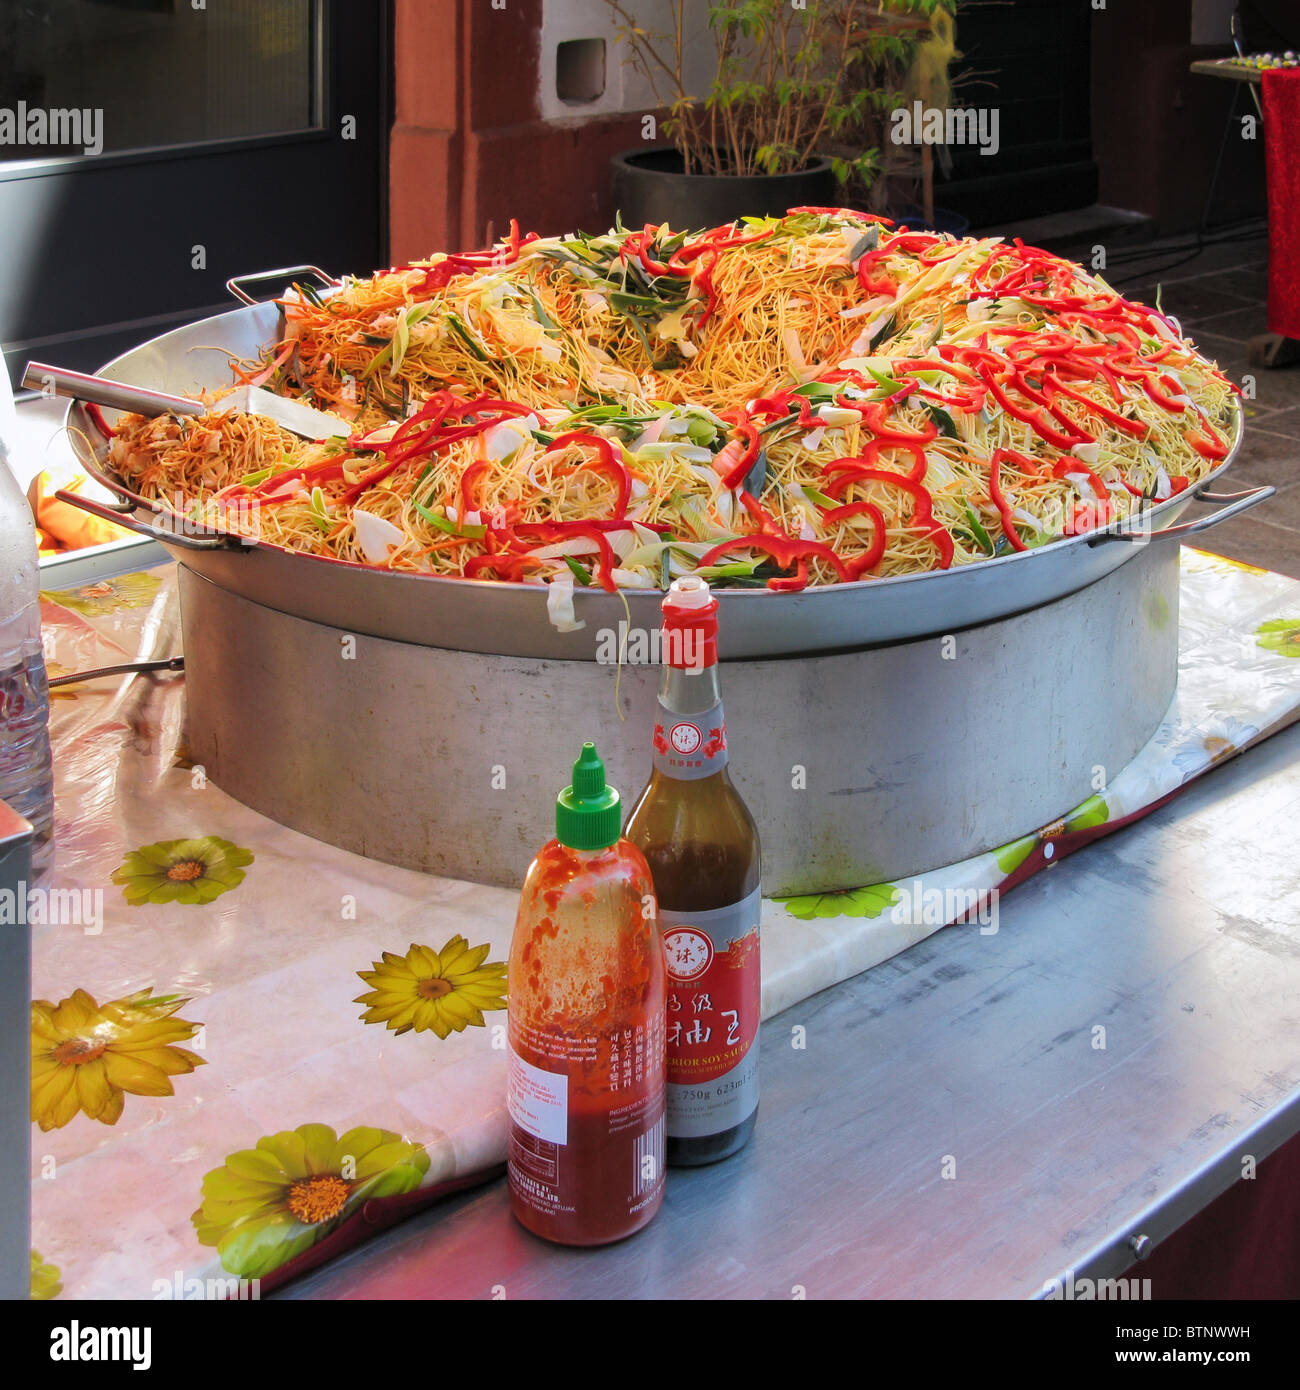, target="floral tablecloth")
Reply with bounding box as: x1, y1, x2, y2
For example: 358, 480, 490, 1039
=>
27, 548, 1300, 1300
